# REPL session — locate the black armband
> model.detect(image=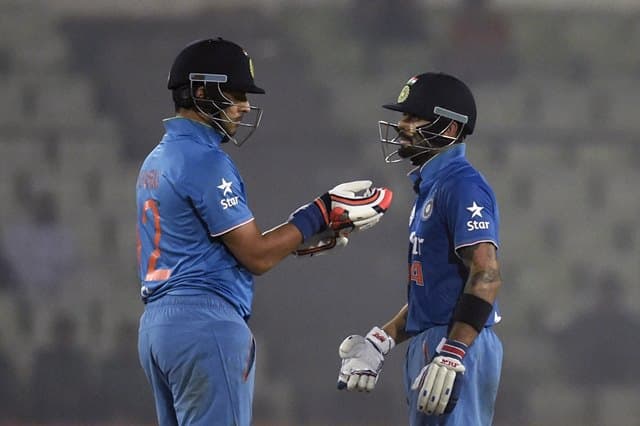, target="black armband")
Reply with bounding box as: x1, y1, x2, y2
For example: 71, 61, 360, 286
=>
452, 294, 493, 333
